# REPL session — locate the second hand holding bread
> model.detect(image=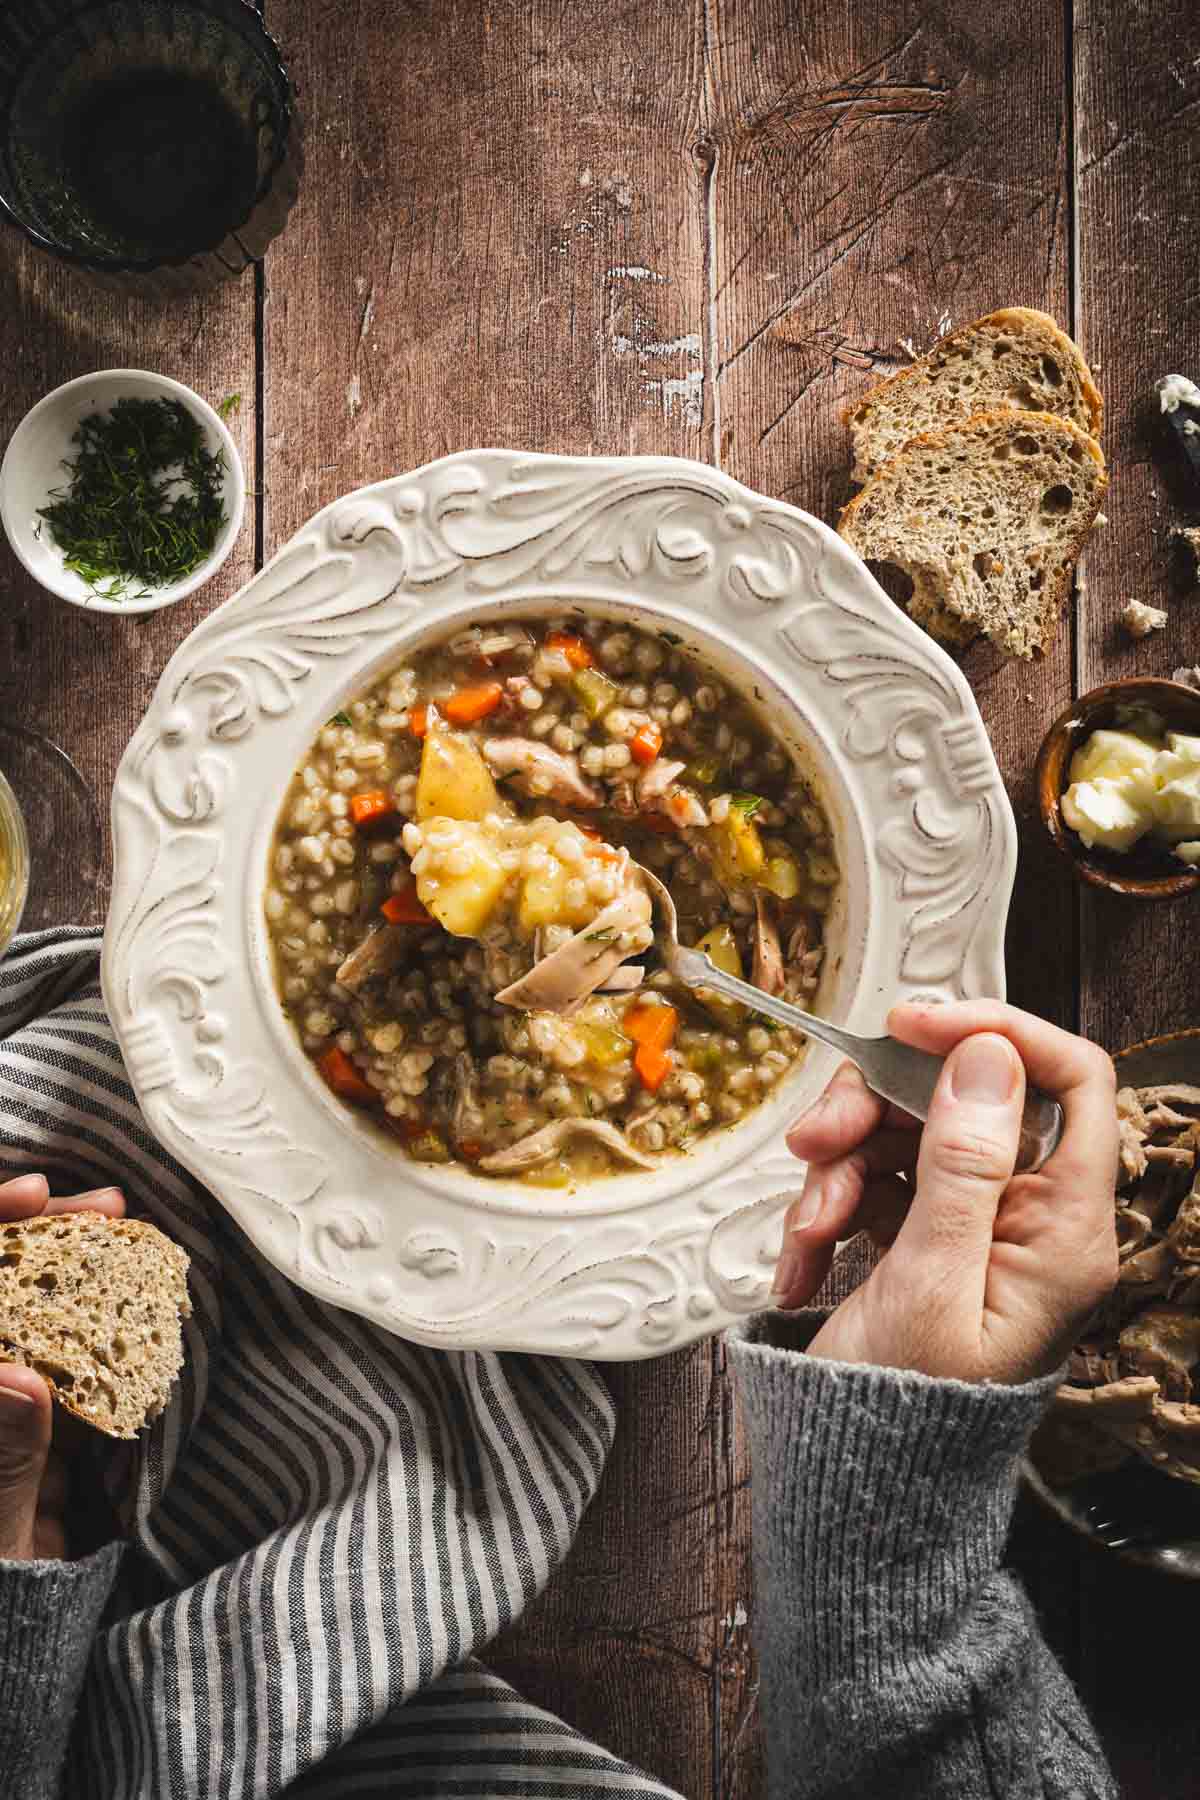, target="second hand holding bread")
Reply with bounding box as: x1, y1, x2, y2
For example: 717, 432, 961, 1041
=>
0, 1211, 190, 1439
